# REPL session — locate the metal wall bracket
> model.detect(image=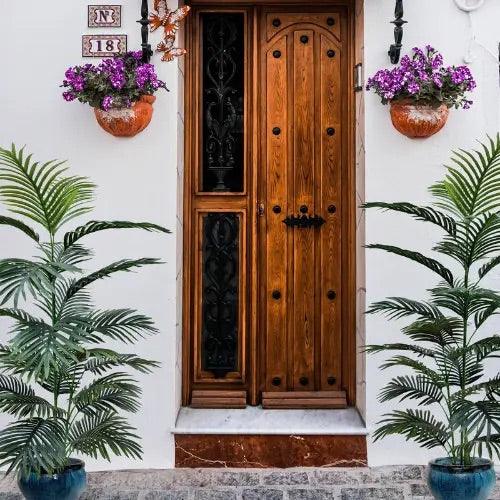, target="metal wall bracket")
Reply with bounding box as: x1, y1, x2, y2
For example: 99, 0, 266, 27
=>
138, 0, 153, 63
388, 0, 407, 64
